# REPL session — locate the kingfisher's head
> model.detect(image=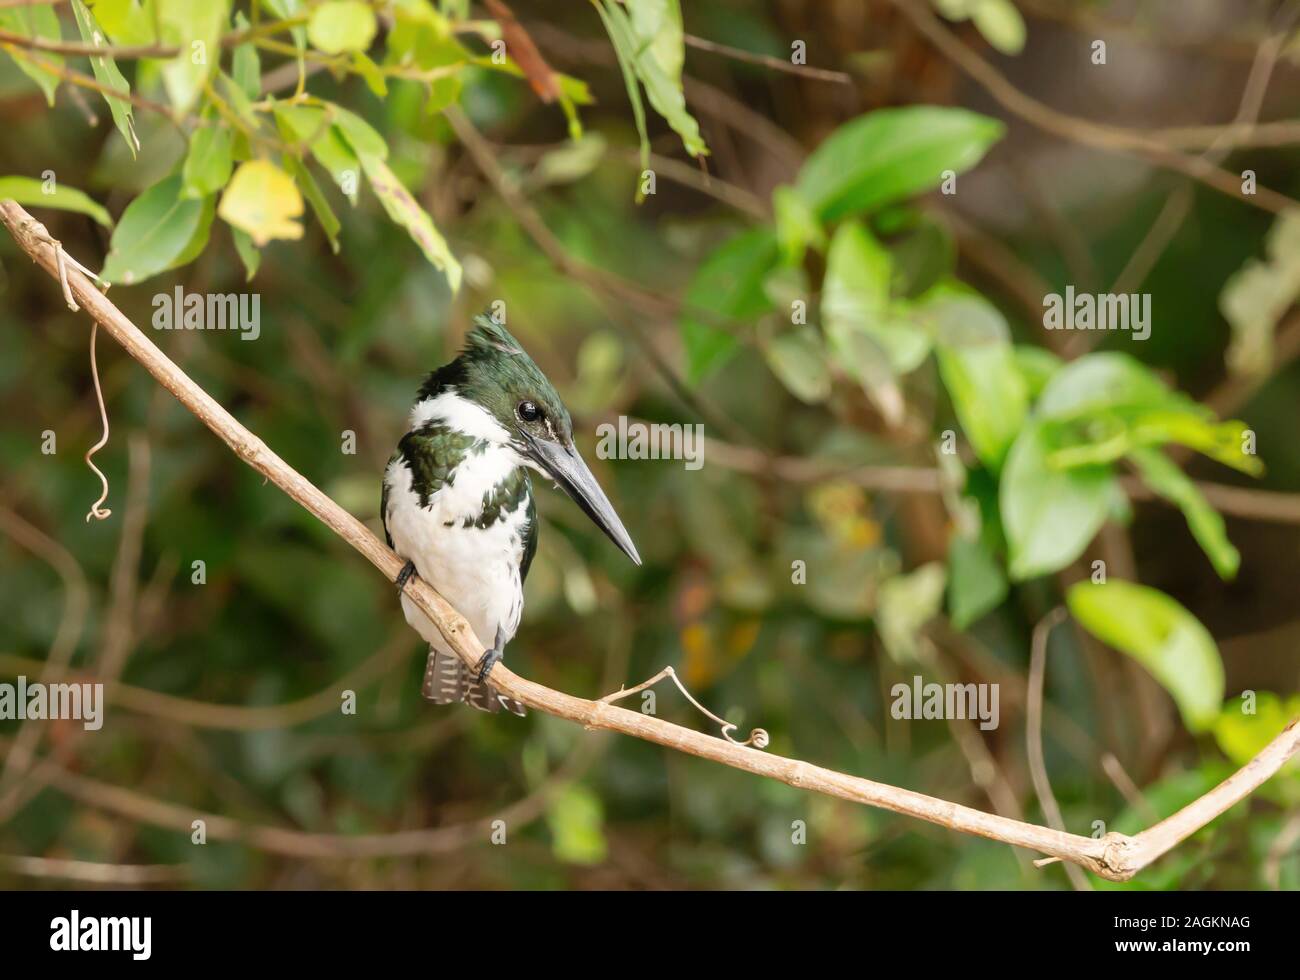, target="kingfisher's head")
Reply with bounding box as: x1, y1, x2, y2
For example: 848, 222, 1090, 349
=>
417, 314, 641, 566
